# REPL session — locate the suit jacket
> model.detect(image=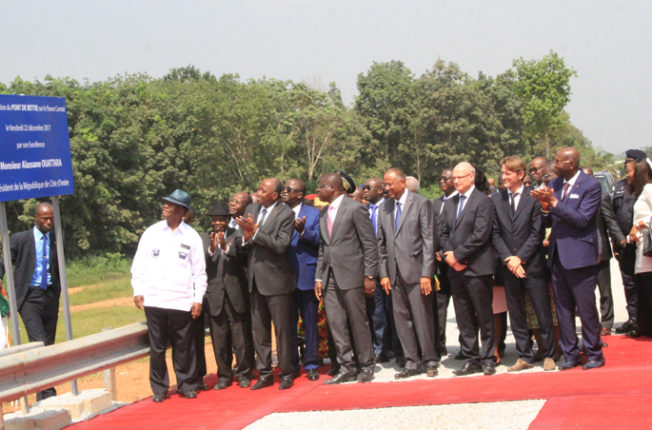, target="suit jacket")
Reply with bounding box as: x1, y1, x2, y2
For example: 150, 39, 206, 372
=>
491, 188, 547, 277
316, 196, 378, 290
240, 202, 296, 296
544, 171, 602, 270
288, 203, 320, 291
201, 229, 248, 316
377, 191, 435, 285
438, 188, 495, 277
596, 191, 625, 261
0, 229, 60, 311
